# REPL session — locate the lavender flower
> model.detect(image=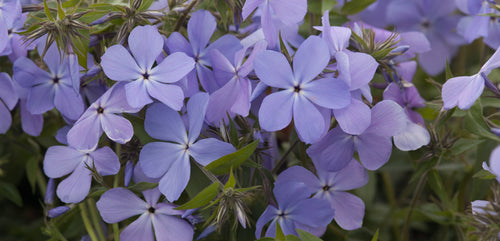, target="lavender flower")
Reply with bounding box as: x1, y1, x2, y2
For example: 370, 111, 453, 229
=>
0, 73, 18, 133
442, 46, 500, 110
43, 145, 119, 203
457, 0, 500, 49
255, 36, 351, 144
96, 188, 193, 241
139, 93, 235, 202
255, 181, 334, 238
276, 159, 368, 230
101, 25, 194, 110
